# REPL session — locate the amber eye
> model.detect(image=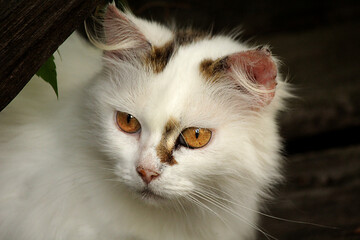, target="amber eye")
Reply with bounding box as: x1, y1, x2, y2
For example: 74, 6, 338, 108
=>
178, 127, 212, 149
116, 111, 141, 133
